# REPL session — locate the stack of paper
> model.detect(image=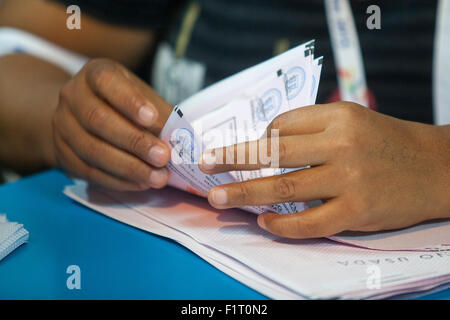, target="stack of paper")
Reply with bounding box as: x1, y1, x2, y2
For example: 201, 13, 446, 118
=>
64, 183, 450, 299
64, 41, 450, 299
0, 214, 29, 261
